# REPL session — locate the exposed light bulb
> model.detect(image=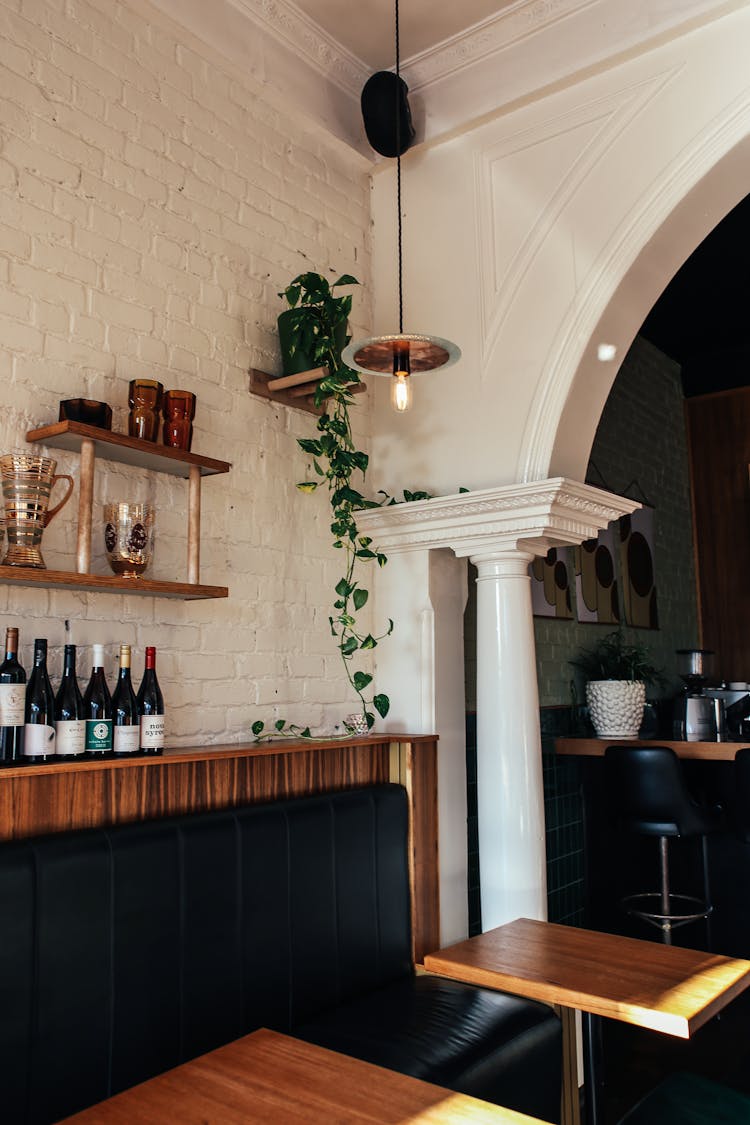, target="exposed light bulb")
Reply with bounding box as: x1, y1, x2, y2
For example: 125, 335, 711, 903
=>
391, 372, 412, 412
391, 339, 412, 412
